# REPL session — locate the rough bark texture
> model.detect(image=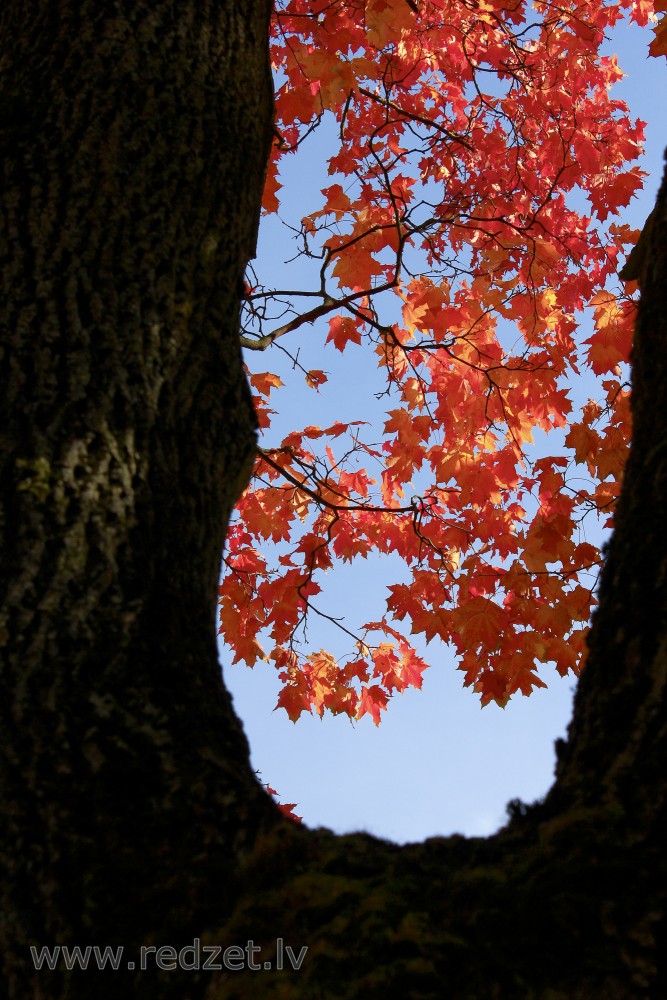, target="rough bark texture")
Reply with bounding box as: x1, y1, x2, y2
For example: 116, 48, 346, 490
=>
0, 3, 278, 997
1, 3, 666, 999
